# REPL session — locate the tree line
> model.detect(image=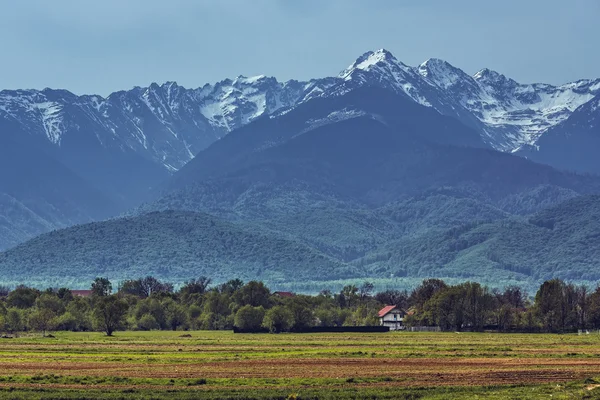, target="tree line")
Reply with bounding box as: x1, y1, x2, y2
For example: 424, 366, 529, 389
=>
1, 277, 600, 336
